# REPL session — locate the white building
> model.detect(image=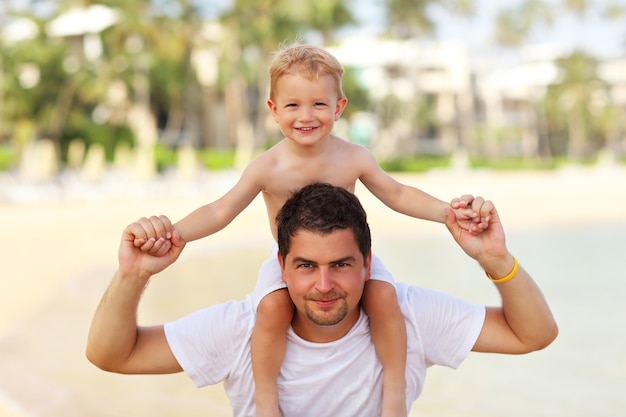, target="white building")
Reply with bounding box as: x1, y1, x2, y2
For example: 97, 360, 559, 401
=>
328, 36, 474, 157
